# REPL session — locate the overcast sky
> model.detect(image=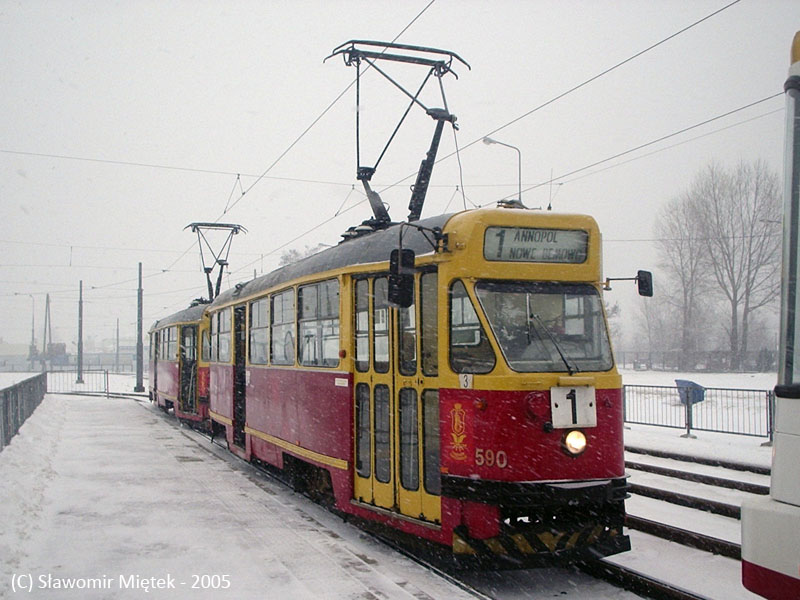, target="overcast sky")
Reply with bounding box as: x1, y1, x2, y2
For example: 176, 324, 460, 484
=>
1, 0, 798, 352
